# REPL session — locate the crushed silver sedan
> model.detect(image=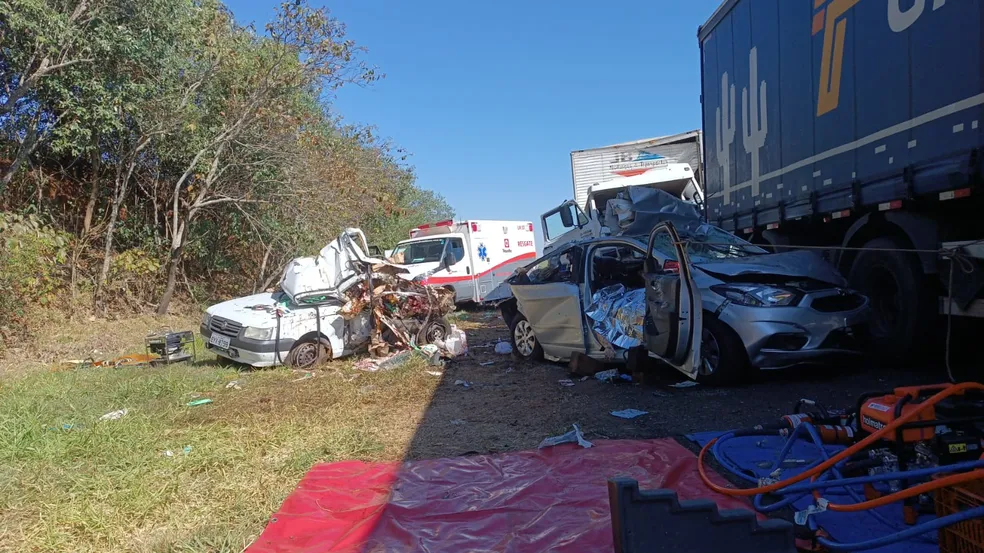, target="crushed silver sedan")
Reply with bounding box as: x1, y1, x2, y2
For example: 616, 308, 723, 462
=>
494, 221, 869, 385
